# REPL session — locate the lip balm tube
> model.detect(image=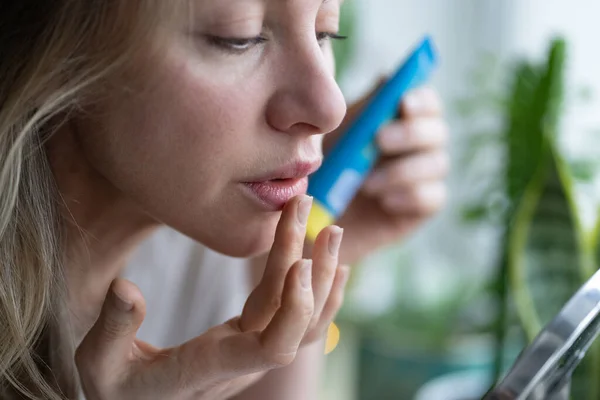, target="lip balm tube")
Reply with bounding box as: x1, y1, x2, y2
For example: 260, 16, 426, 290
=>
306, 35, 439, 241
